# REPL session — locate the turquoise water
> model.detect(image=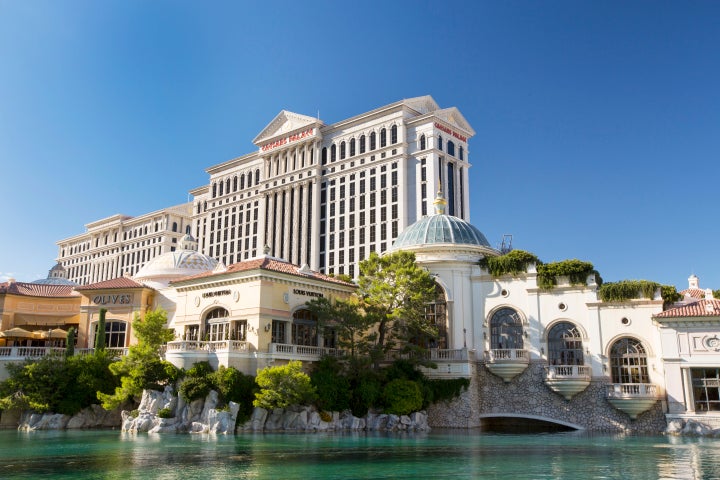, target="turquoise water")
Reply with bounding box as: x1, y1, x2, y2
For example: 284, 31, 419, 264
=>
1, 429, 719, 479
